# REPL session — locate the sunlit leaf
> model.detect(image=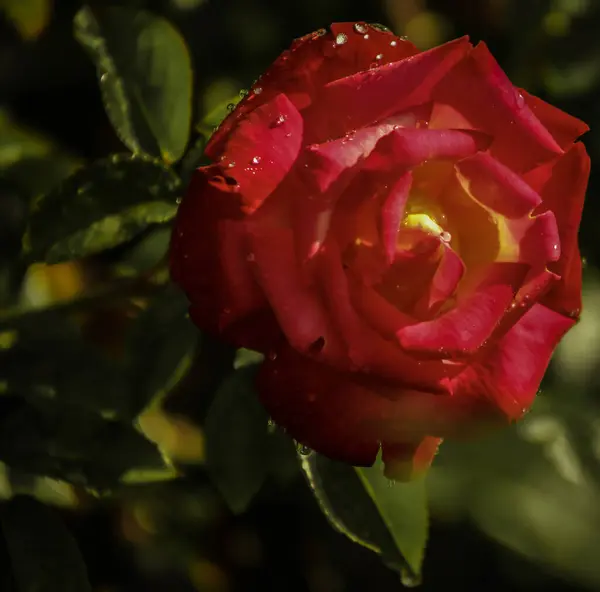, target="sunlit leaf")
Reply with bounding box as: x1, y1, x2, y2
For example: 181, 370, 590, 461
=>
204, 365, 270, 514
1, 0, 53, 40
74, 5, 193, 163
24, 153, 181, 263
300, 452, 428, 585
1, 495, 92, 591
